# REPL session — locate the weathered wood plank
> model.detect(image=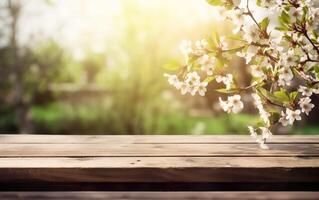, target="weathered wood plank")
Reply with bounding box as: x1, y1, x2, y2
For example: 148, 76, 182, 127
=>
0, 143, 318, 157
0, 135, 318, 144
0, 157, 318, 183
0, 167, 317, 183
1, 192, 319, 200
0, 157, 318, 168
